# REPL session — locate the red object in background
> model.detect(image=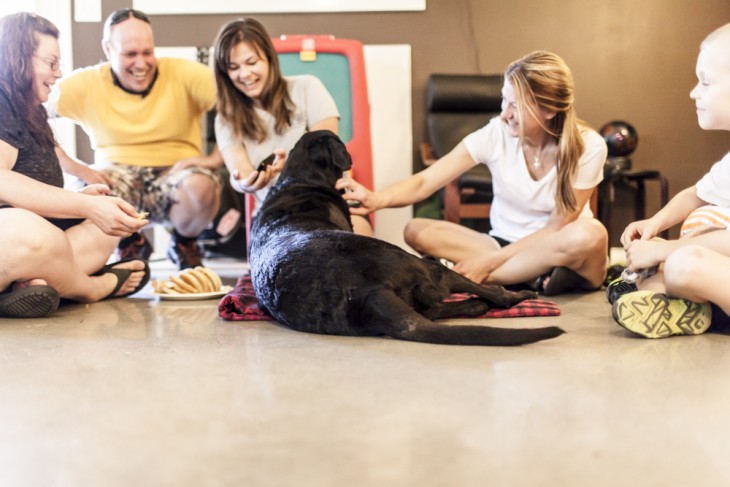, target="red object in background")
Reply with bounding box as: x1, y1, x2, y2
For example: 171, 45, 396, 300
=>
244, 35, 374, 251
